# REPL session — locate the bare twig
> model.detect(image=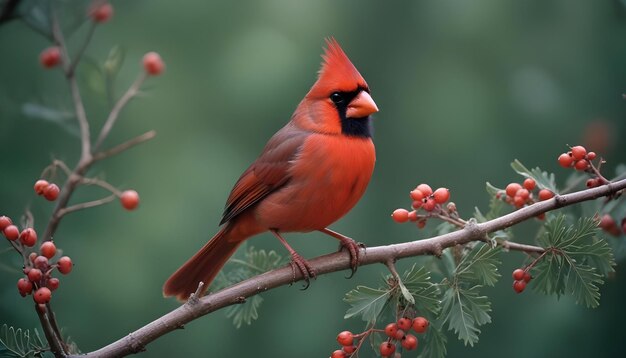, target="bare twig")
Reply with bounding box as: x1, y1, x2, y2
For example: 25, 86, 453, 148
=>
57, 195, 117, 217
93, 130, 157, 161
72, 178, 626, 358
79, 178, 122, 196
36, 306, 67, 357
93, 73, 147, 151
67, 21, 97, 77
